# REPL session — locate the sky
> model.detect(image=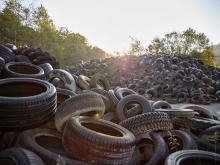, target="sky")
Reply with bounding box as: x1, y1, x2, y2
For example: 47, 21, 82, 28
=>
2, 0, 220, 54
